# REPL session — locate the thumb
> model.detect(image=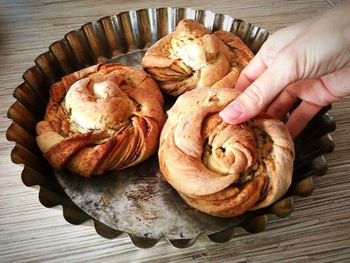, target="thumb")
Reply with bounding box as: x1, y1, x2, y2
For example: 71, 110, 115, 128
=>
220, 51, 297, 124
